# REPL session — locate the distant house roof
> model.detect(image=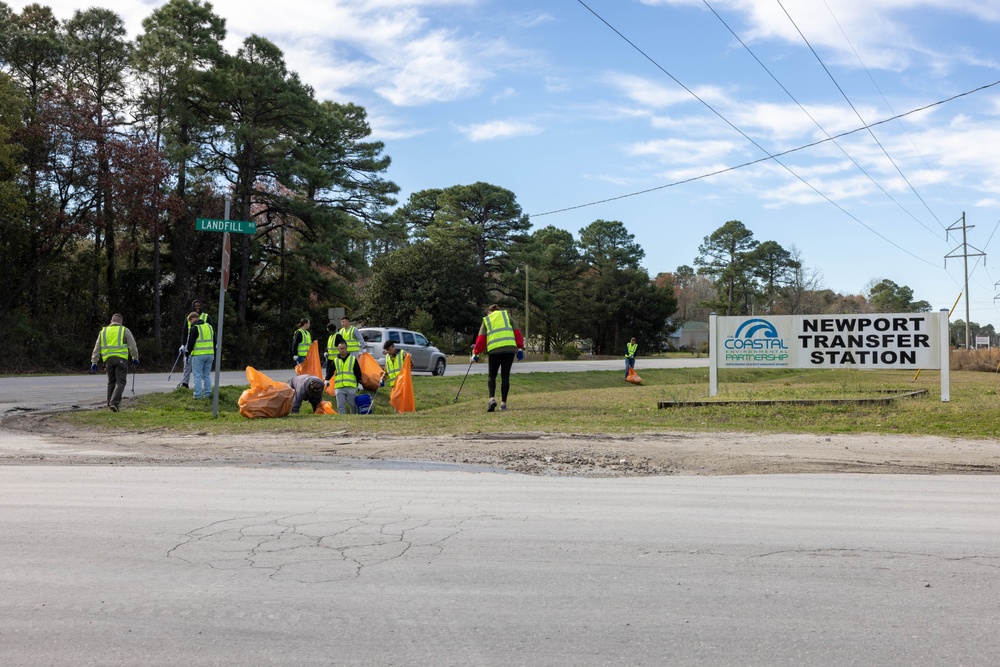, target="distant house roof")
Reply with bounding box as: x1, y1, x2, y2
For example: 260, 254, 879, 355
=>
669, 321, 709, 337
